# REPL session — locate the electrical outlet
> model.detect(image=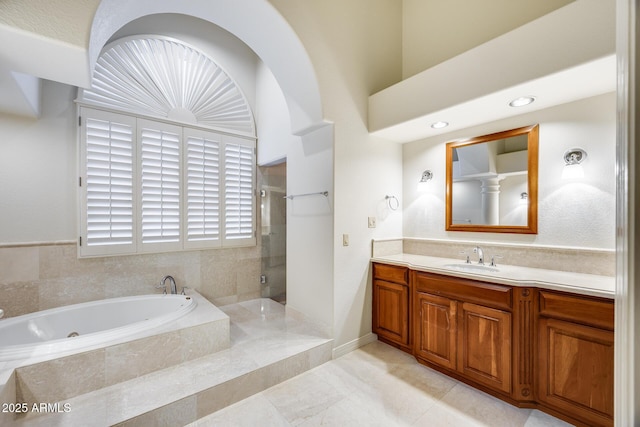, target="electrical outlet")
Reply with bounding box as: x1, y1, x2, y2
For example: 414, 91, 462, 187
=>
368, 217, 376, 228
343, 234, 349, 246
